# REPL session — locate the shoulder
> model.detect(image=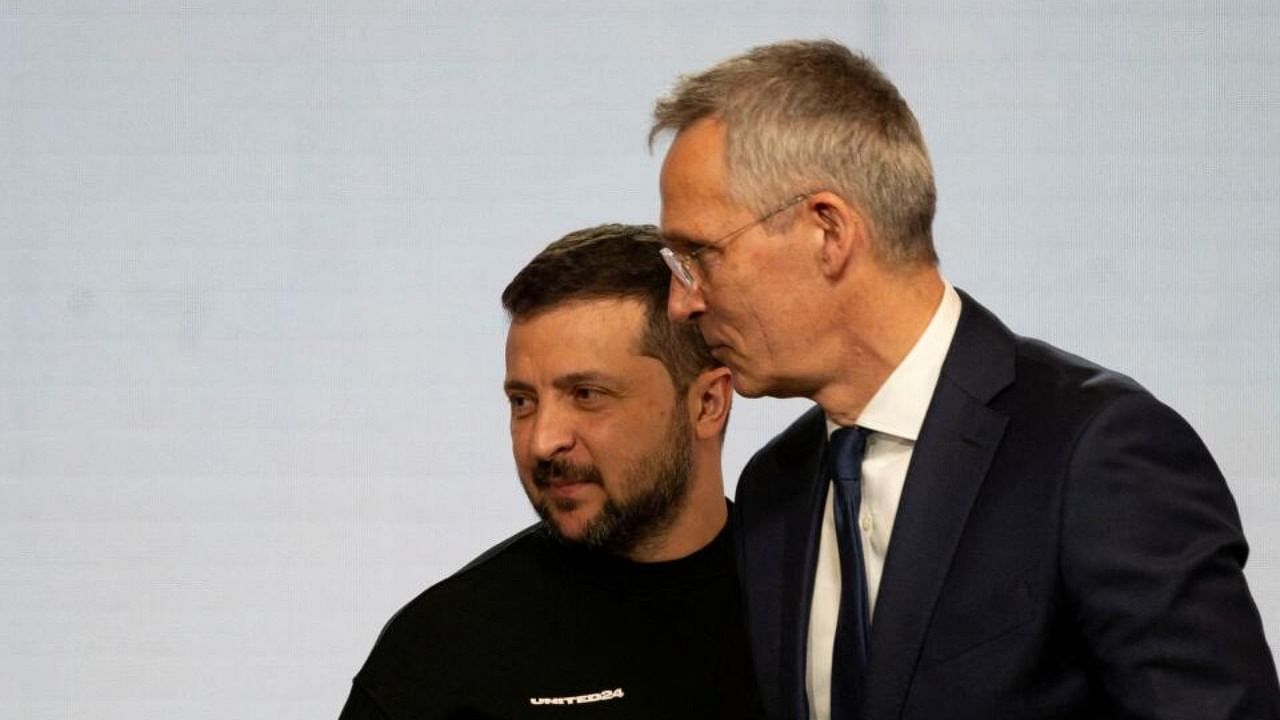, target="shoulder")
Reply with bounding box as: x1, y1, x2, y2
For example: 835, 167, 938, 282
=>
375, 524, 547, 644
740, 405, 825, 479
957, 295, 1227, 515
748, 404, 827, 466
735, 404, 826, 513
952, 289, 1155, 422
353, 525, 549, 686
1009, 335, 1146, 411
